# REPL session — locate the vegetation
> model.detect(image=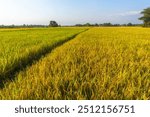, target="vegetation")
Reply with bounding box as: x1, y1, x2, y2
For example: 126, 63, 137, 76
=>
0, 27, 87, 85
75, 23, 141, 27
0, 24, 48, 28
0, 22, 141, 28
49, 21, 59, 27
139, 7, 150, 27
0, 27, 149, 100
